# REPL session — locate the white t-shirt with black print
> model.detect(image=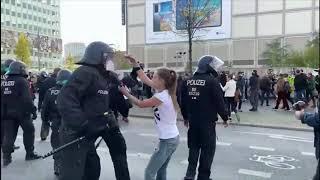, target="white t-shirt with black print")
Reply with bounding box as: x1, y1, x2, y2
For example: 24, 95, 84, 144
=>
153, 90, 179, 139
